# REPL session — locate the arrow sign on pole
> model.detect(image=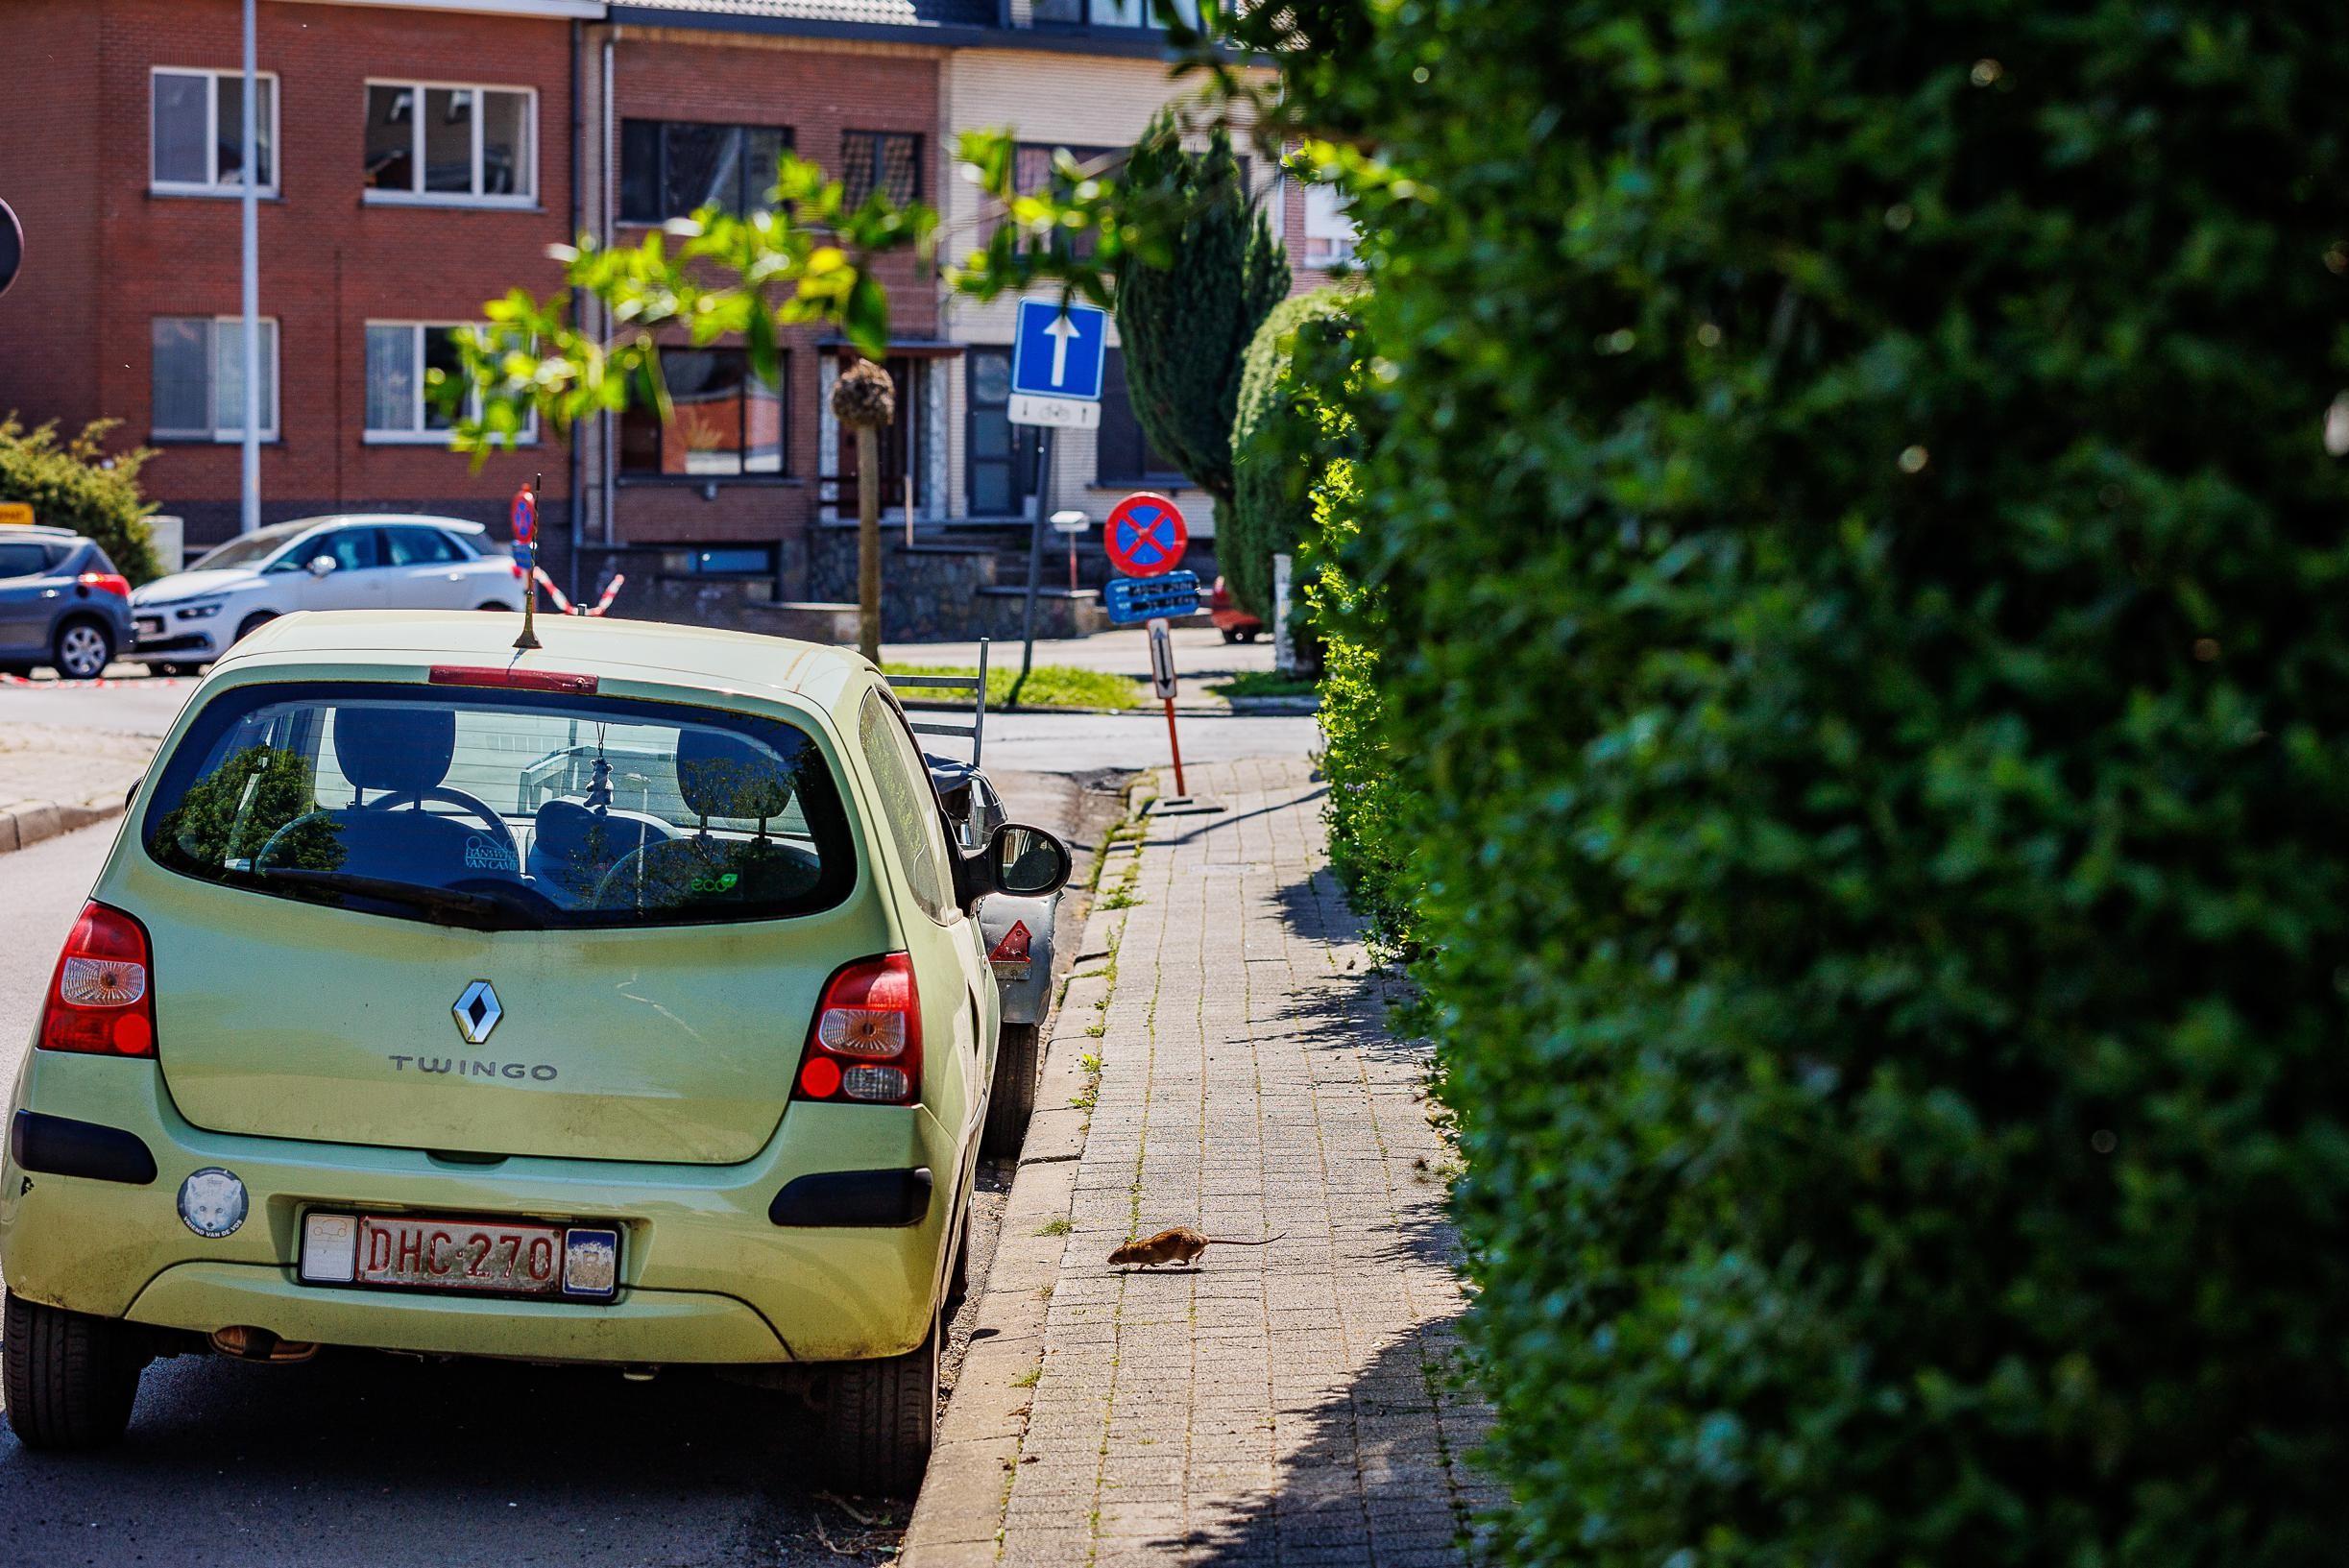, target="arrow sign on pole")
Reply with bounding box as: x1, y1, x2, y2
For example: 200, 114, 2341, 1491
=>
1045, 312, 1079, 388
1010, 299, 1107, 407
